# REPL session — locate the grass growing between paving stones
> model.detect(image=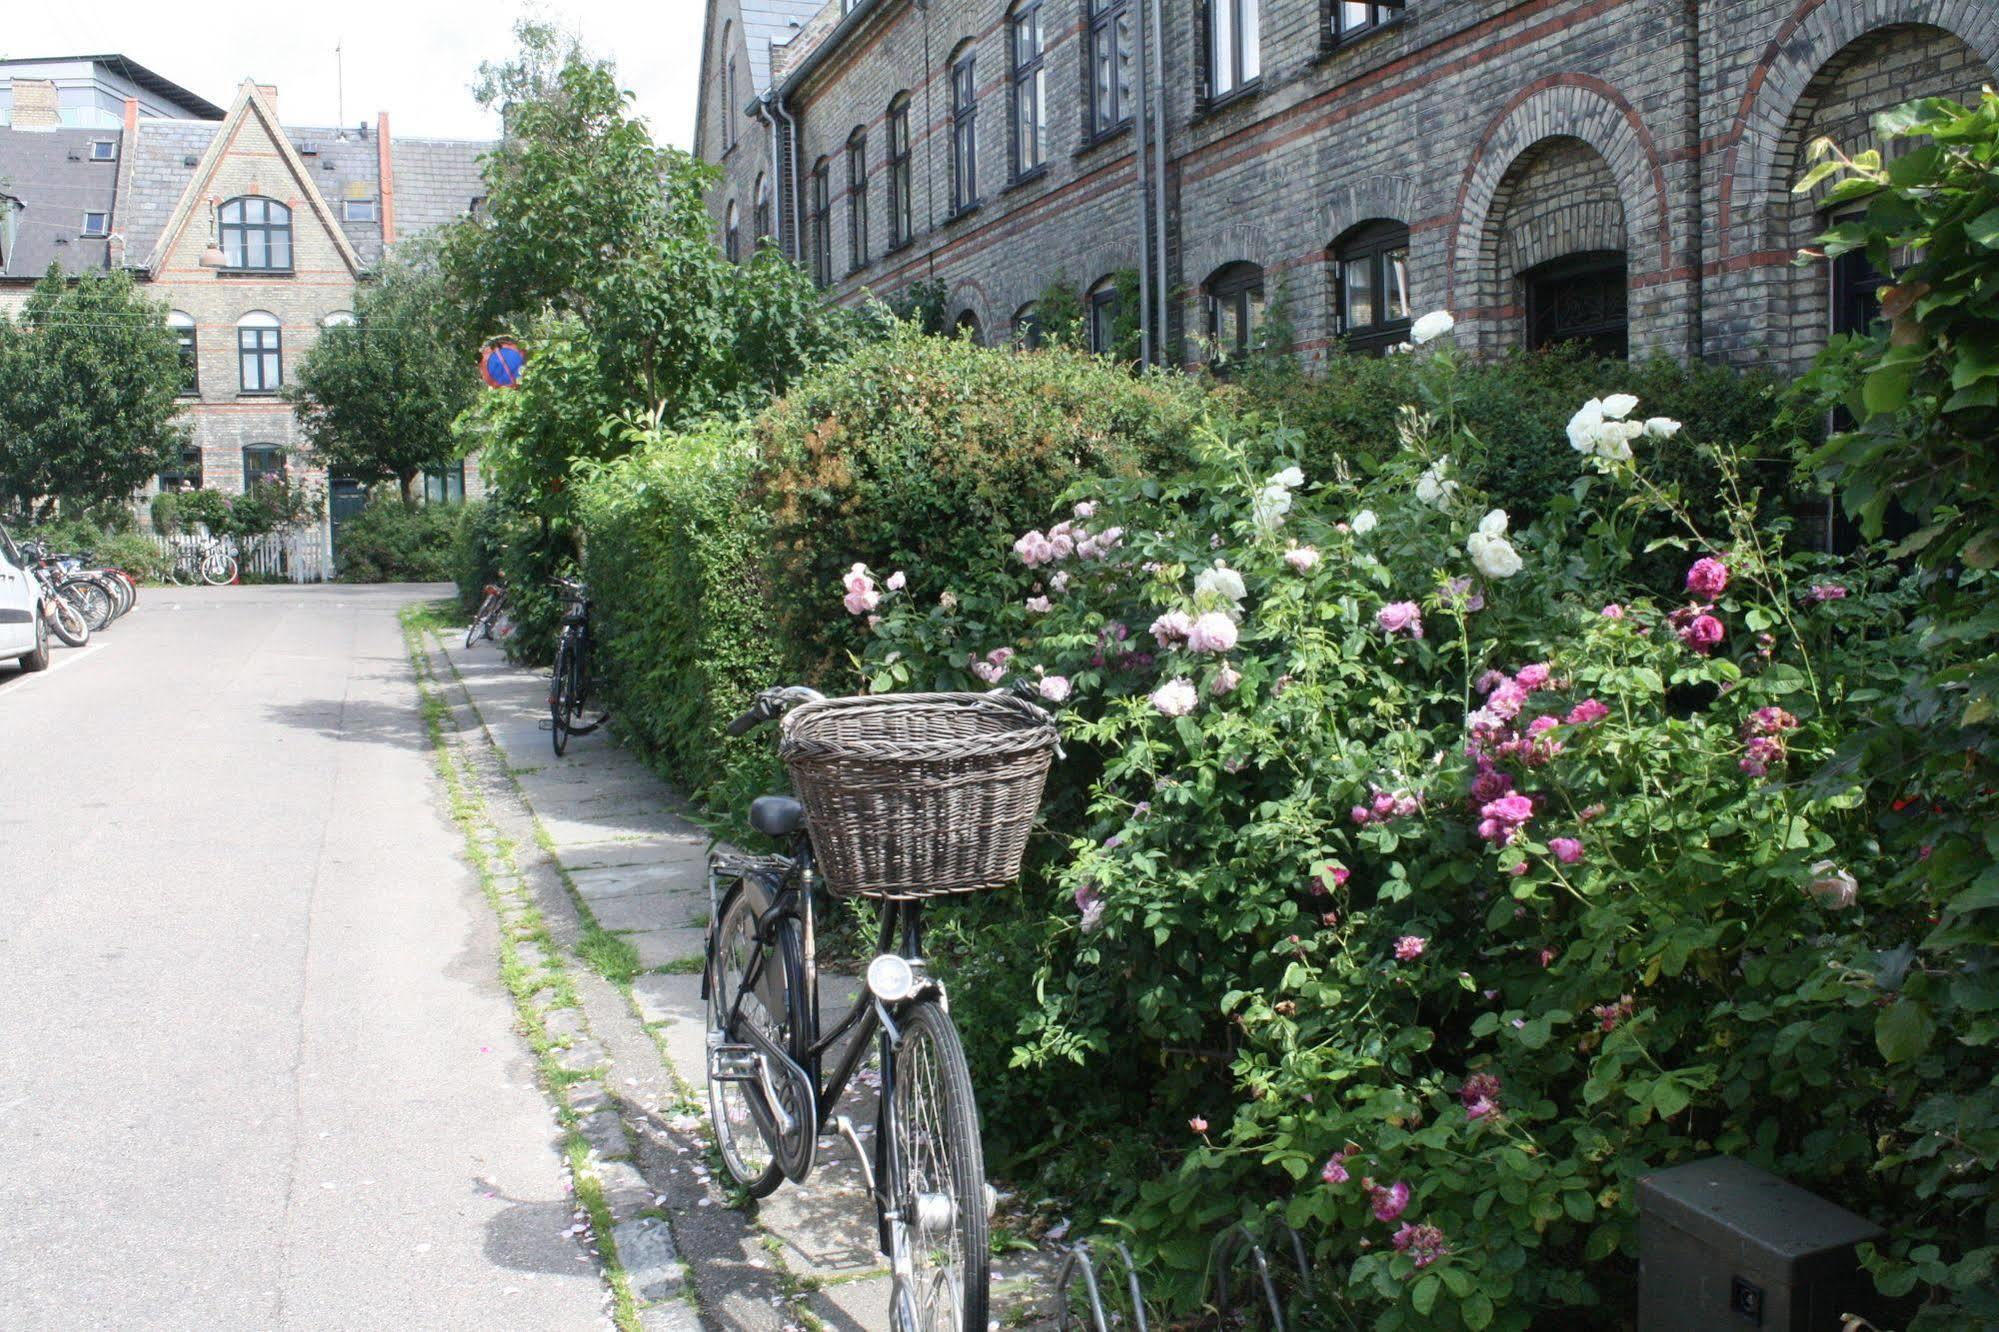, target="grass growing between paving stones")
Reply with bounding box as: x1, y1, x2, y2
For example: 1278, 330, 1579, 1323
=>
400, 605, 645, 1332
